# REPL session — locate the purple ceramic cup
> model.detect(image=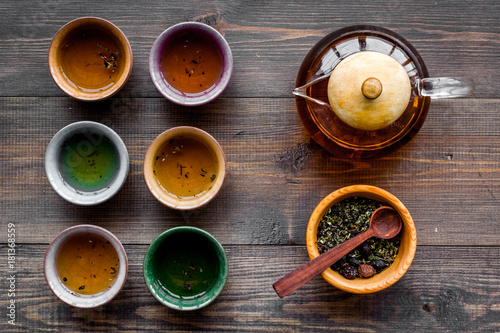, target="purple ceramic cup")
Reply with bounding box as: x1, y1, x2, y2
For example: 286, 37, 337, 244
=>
149, 22, 233, 106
